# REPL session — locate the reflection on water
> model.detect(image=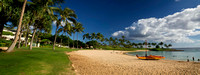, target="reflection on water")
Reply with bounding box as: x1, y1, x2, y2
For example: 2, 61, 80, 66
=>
127, 48, 200, 61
